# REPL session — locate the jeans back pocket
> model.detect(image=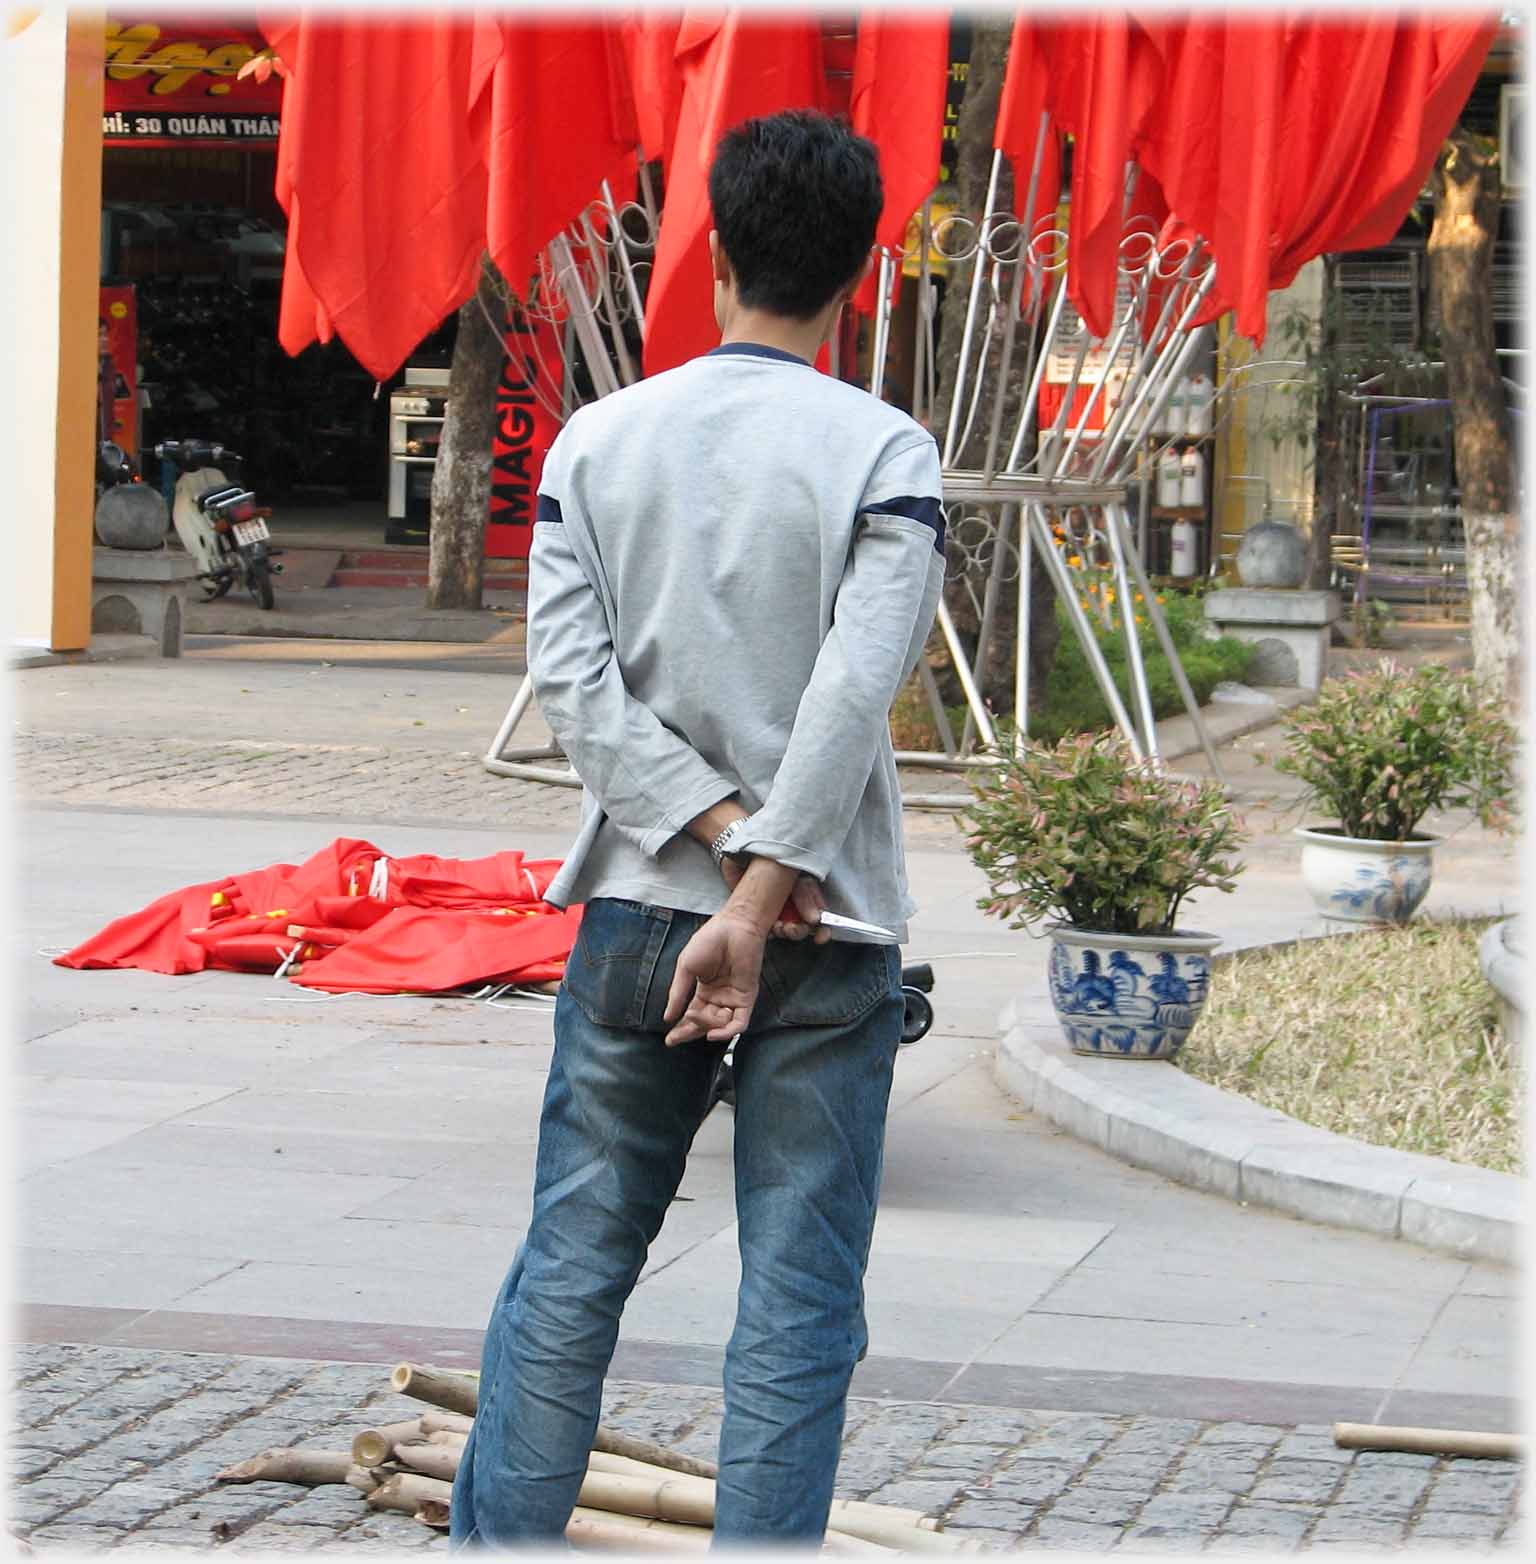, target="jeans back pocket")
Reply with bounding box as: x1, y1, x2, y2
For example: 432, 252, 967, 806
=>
562, 898, 680, 1032
756, 940, 899, 1030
